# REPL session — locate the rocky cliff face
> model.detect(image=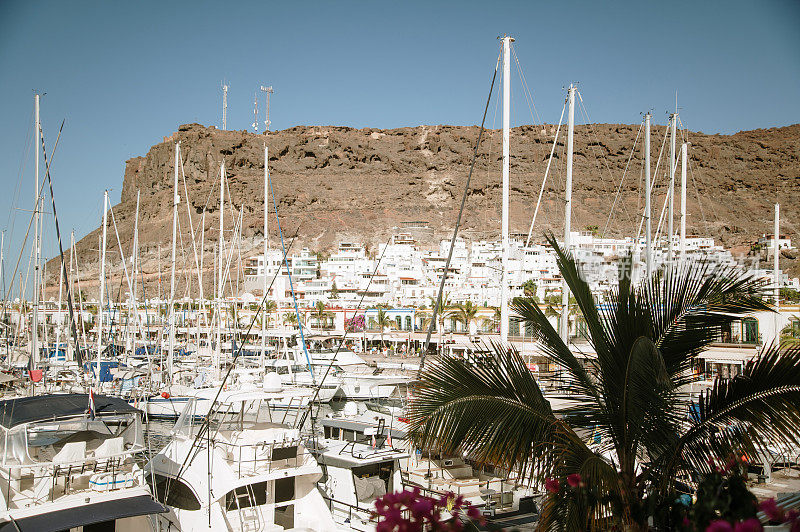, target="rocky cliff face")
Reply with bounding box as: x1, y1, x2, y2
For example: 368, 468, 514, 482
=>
60, 121, 800, 298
